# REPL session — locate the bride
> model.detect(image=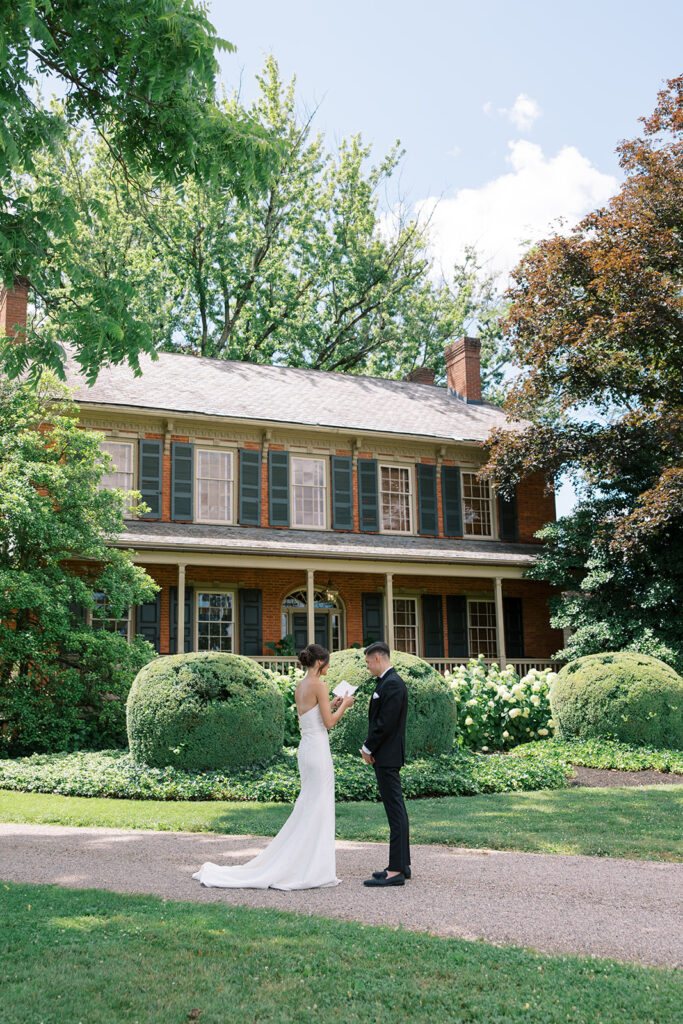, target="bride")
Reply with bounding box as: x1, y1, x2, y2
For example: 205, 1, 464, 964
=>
192, 643, 354, 890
